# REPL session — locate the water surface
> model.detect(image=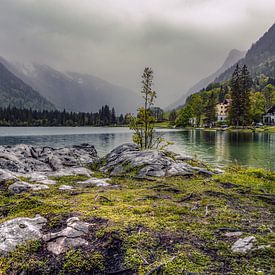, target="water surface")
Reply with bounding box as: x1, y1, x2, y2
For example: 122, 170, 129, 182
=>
0, 127, 274, 170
